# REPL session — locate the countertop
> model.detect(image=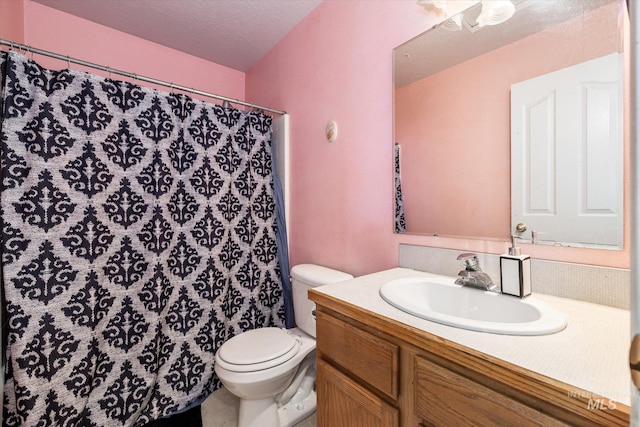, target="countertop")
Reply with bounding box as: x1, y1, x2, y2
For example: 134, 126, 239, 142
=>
312, 267, 631, 407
